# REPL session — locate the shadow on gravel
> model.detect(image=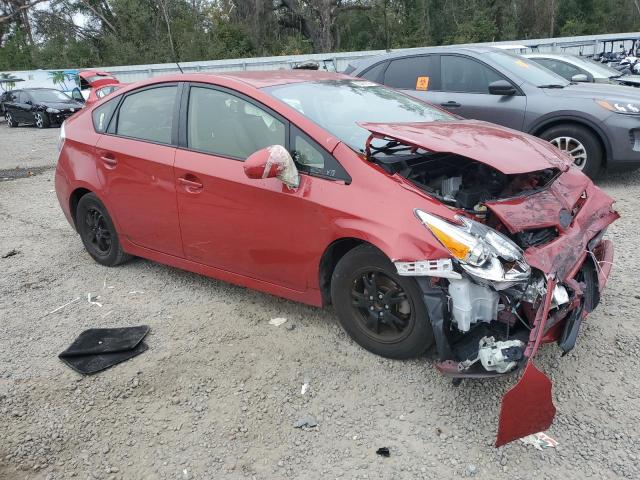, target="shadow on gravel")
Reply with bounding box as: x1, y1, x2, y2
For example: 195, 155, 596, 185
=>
0, 166, 53, 181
